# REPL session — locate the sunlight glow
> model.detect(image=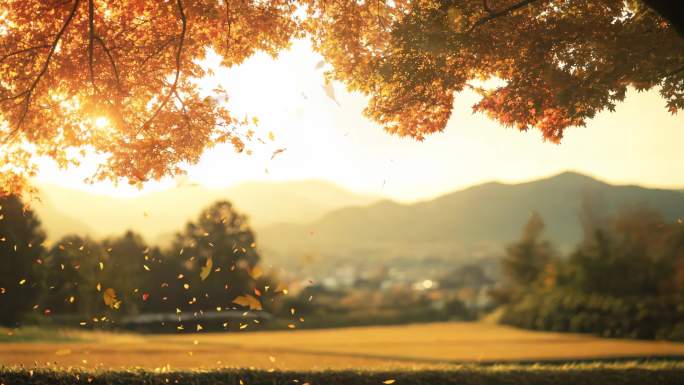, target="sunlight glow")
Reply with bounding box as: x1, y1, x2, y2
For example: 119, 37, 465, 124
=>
93, 116, 111, 130
33, 40, 684, 201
